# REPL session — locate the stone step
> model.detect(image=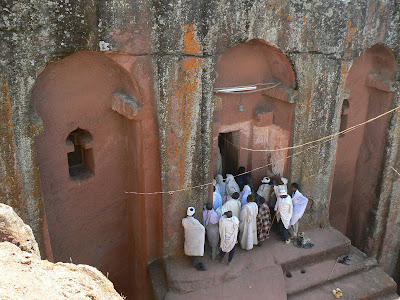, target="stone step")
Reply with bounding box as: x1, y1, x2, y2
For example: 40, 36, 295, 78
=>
274, 227, 351, 271
375, 293, 400, 300
285, 246, 377, 296
165, 265, 287, 300
288, 267, 398, 300
148, 259, 168, 300
160, 228, 350, 295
